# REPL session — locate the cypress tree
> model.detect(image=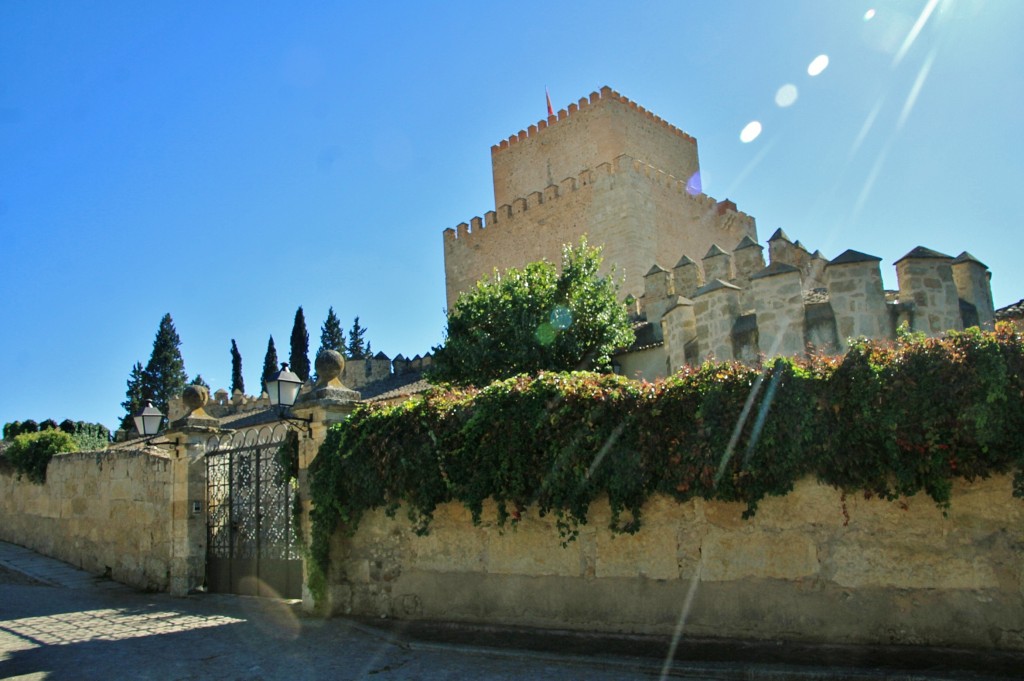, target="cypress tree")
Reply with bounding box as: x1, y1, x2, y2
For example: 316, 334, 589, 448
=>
139, 313, 189, 419
289, 306, 310, 382
230, 339, 245, 394
119, 361, 145, 431
319, 307, 345, 357
347, 316, 368, 359
261, 335, 279, 394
